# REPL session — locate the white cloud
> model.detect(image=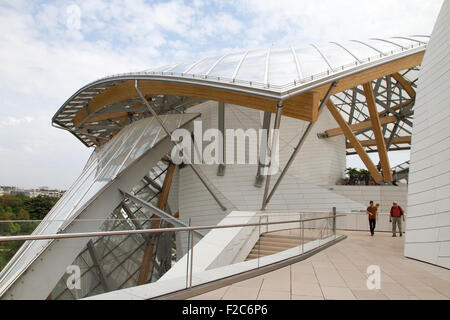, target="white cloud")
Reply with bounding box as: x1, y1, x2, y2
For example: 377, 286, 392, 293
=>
0, 116, 33, 128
